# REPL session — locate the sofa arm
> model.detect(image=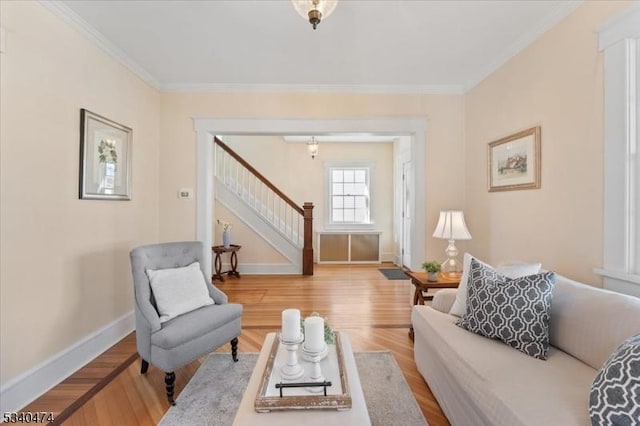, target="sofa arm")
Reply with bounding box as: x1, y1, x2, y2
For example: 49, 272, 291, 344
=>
431, 289, 458, 313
